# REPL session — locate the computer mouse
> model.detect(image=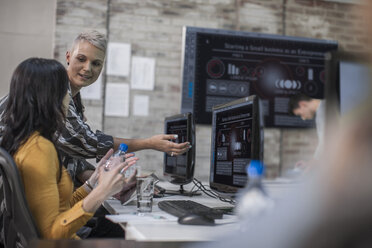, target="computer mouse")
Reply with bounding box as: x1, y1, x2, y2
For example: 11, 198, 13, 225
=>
178, 214, 215, 226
